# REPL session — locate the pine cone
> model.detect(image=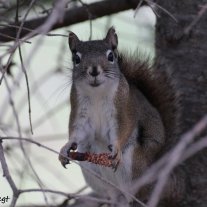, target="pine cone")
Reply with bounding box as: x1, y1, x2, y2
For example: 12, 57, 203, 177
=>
69, 151, 112, 167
